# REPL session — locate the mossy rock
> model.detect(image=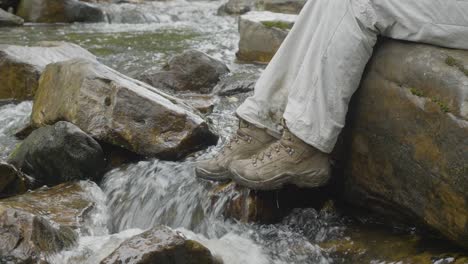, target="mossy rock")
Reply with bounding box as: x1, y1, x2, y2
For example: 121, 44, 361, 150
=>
100, 226, 217, 264
342, 39, 468, 249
